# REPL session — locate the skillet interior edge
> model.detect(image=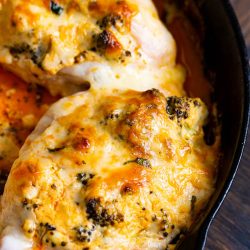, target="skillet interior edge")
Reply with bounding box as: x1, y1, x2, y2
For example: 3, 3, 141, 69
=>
177, 0, 250, 249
